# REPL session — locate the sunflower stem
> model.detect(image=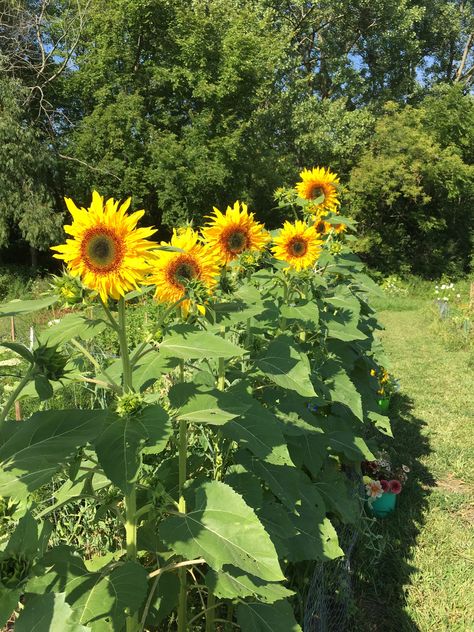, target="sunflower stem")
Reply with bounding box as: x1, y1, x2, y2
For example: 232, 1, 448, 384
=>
0, 367, 34, 423
116, 296, 139, 632
177, 358, 188, 632
279, 280, 289, 331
